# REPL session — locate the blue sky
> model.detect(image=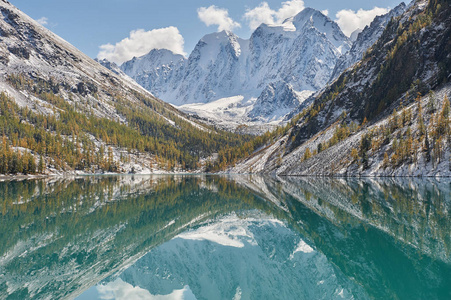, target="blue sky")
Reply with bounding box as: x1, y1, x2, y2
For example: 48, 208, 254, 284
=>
10, 0, 405, 64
